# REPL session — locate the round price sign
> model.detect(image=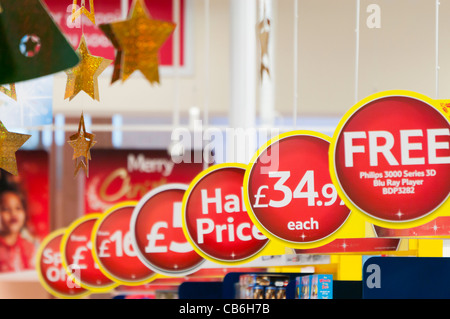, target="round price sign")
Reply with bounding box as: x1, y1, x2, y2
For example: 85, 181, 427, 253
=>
244, 131, 351, 248
36, 229, 90, 299
61, 214, 118, 292
182, 164, 269, 265
330, 91, 450, 228
130, 184, 205, 276
92, 202, 157, 285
